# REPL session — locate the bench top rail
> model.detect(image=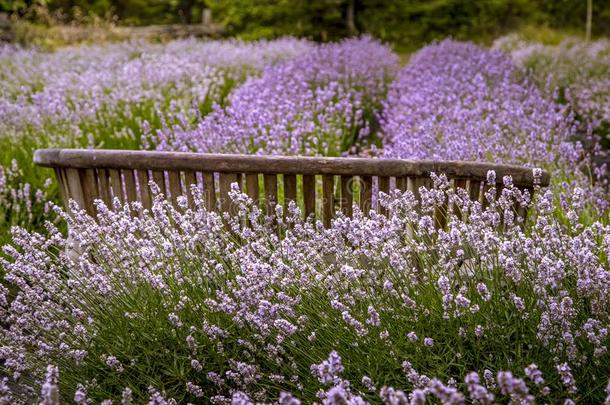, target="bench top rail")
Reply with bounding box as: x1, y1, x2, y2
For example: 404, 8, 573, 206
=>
34, 148, 549, 228
34, 149, 550, 187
